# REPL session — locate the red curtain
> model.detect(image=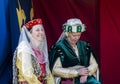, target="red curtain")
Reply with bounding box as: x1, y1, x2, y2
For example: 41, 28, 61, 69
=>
33, 0, 99, 55
100, 0, 120, 84
33, 0, 109, 84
